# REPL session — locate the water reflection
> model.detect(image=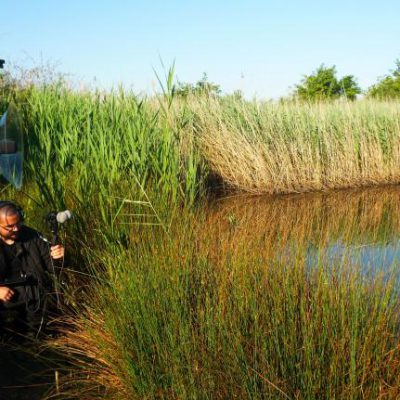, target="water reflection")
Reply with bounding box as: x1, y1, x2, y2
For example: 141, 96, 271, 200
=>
206, 186, 400, 273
